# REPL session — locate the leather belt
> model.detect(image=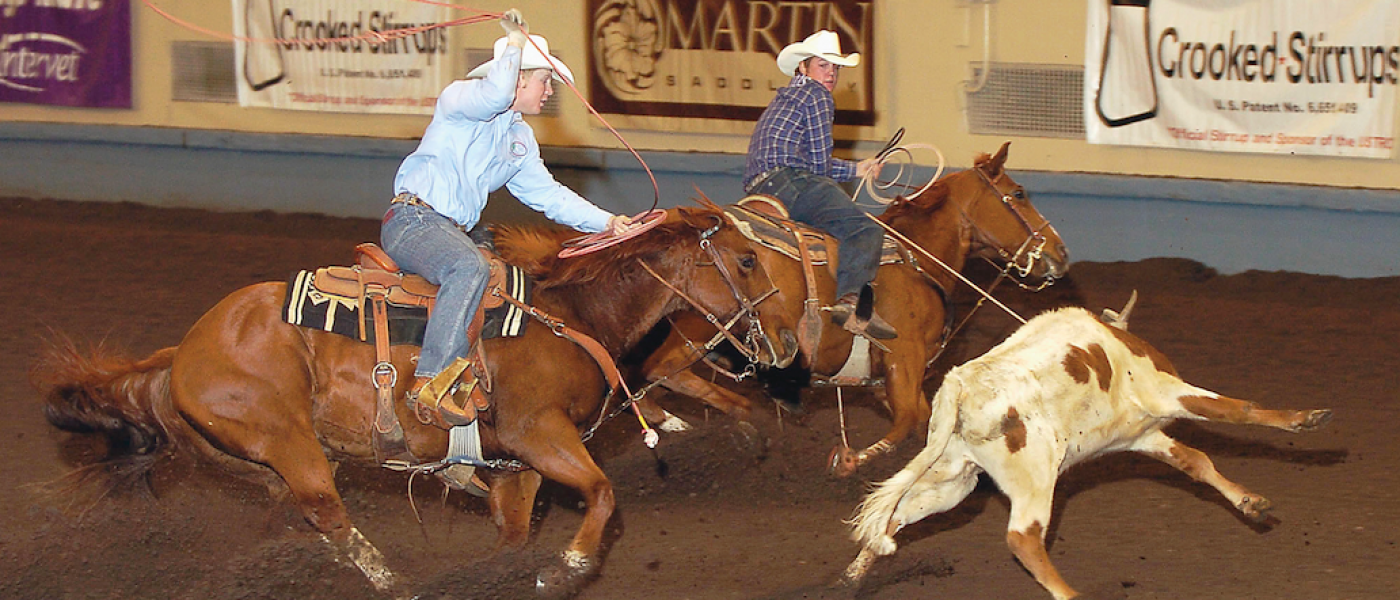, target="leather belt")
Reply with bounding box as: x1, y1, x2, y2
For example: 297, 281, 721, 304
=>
745, 167, 784, 193
391, 192, 432, 209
